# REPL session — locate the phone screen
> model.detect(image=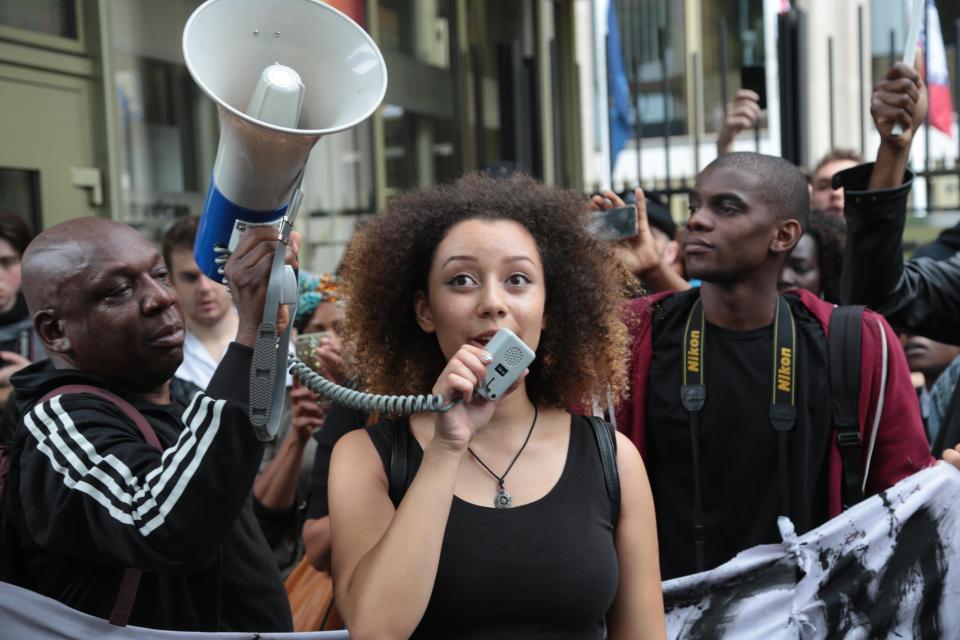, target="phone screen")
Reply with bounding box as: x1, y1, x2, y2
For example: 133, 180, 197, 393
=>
587, 206, 638, 241
295, 332, 330, 369
740, 65, 767, 110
